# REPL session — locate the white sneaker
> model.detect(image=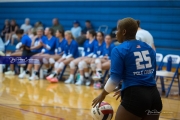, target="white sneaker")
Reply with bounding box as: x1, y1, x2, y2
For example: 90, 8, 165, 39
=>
19, 71, 29, 79
75, 78, 84, 86
4, 71, 15, 75
64, 78, 74, 84
92, 73, 101, 81
29, 73, 39, 80
85, 80, 91, 86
